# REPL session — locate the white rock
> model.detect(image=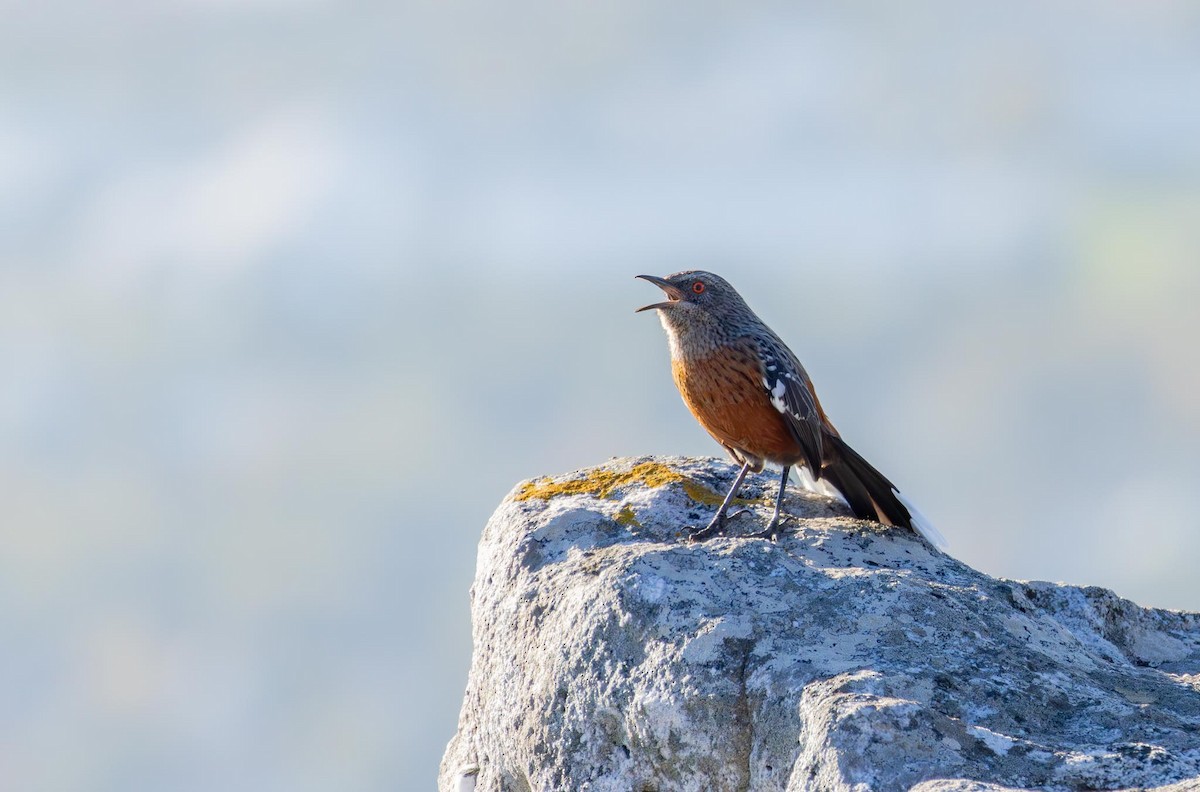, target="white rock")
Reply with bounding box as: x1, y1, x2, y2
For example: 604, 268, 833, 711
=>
440, 457, 1200, 792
